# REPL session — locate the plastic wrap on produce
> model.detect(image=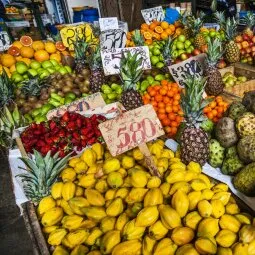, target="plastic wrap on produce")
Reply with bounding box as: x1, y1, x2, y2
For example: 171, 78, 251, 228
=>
8, 149, 28, 212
